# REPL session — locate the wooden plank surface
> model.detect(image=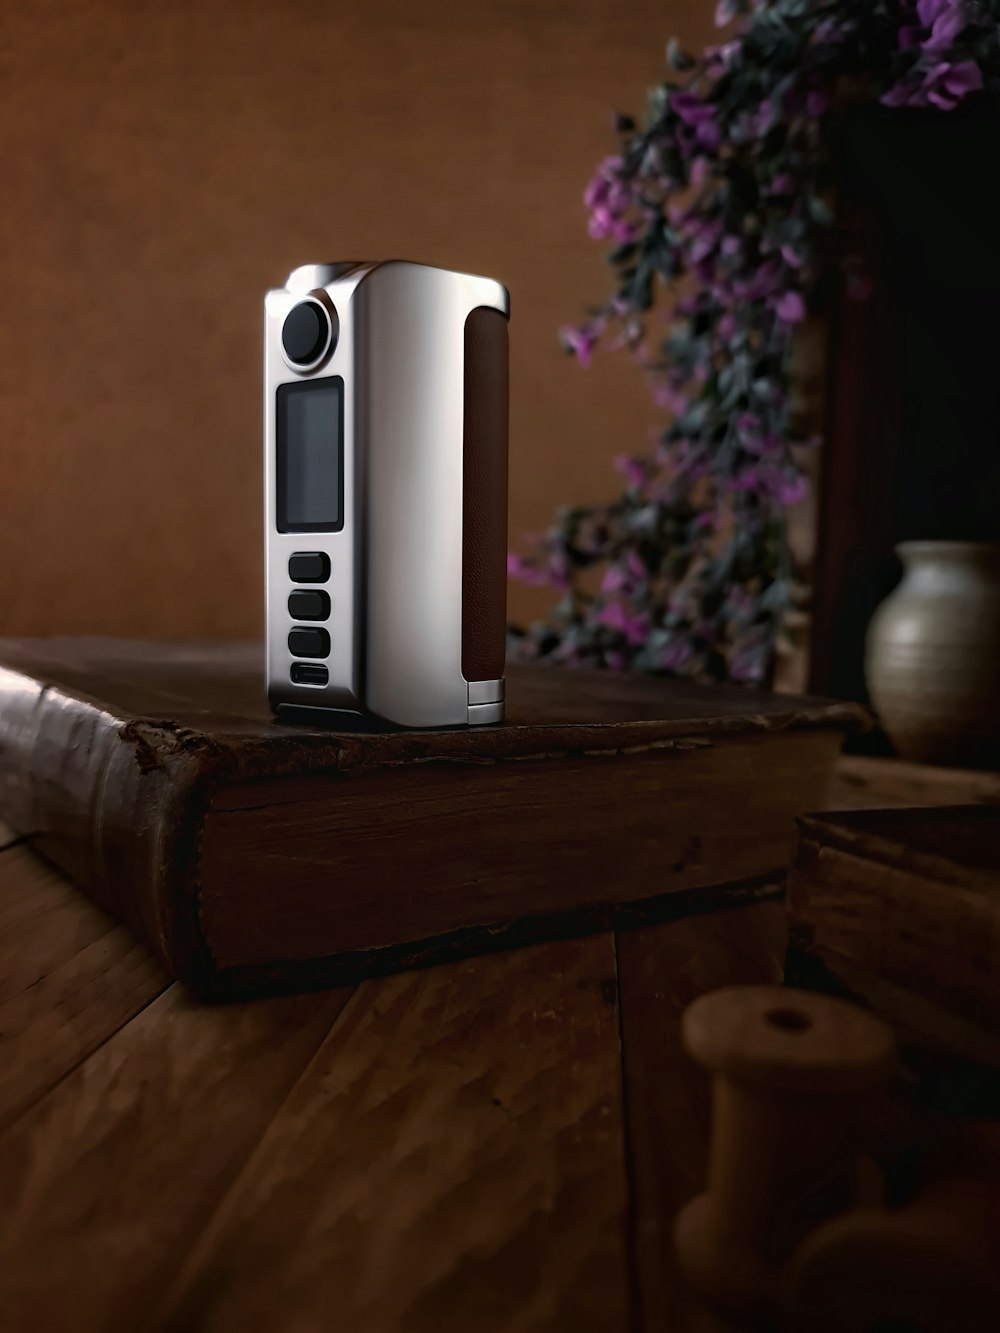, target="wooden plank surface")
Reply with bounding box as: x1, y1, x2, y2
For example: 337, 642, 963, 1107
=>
149, 935, 630, 1333
827, 754, 1000, 809
0, 983, 351, 1332
616, 902, 788, 1333
3, 749, 989, 1333
0, 840, 168, 1132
